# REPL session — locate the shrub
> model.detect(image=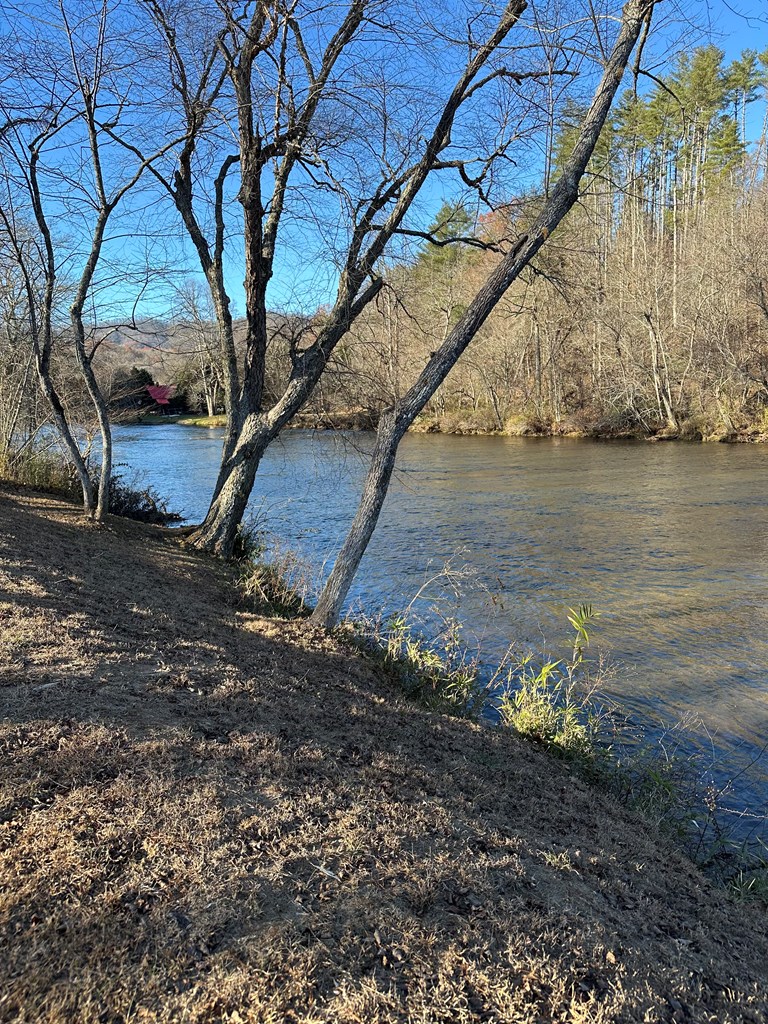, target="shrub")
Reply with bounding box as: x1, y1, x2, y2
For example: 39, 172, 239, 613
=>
498, 656, 597, 753
0, 447, 79, 497
237, 529, 315, 618
105, 471, 183, 526
503, 411, 551, 436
